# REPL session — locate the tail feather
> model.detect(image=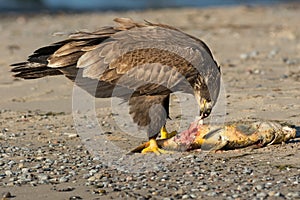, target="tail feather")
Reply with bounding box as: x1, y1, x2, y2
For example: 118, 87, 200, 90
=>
11, 41, 68, 79
27, 40, 72, 64
11, 62, 62, 79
